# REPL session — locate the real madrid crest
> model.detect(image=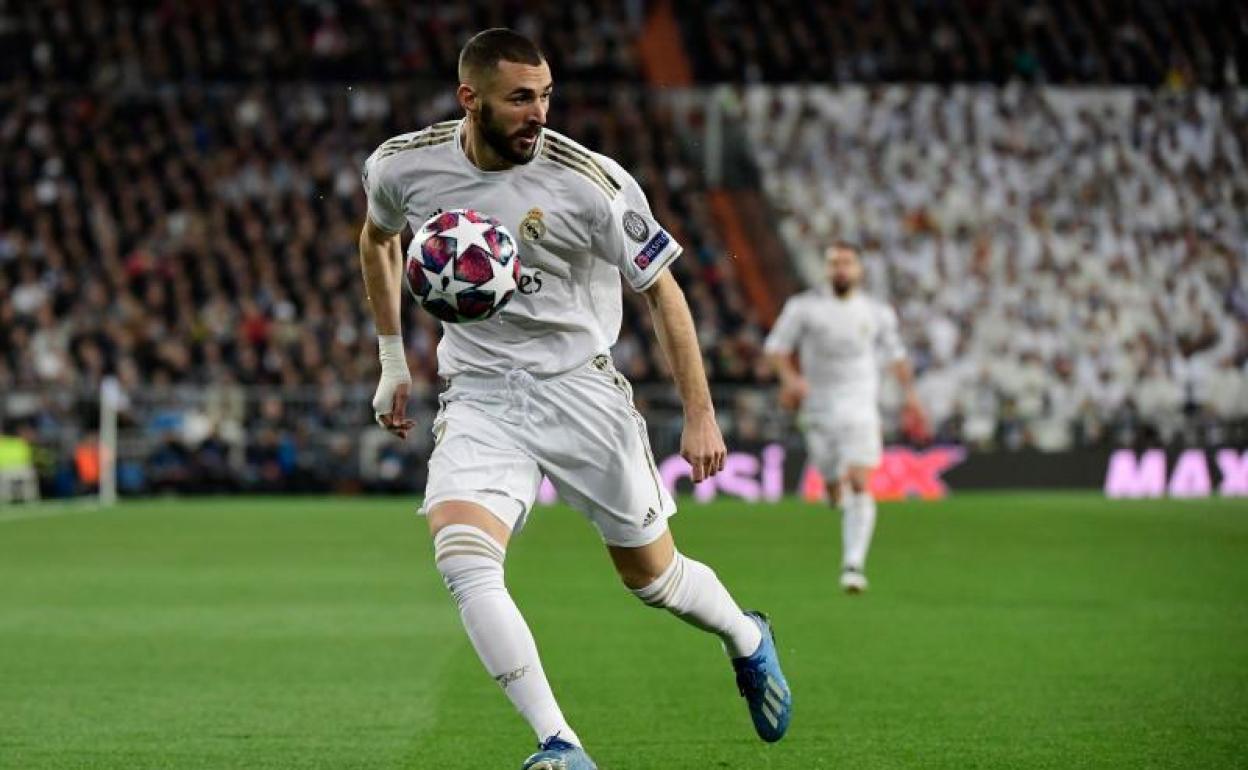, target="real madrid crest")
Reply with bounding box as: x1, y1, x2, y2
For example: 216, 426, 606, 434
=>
520, 207, 546, 243
622, 210, 649, 244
